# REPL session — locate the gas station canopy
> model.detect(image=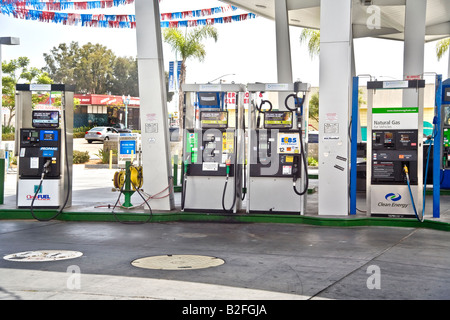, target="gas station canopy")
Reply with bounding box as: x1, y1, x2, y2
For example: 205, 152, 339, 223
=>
221, 0, 450, 42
